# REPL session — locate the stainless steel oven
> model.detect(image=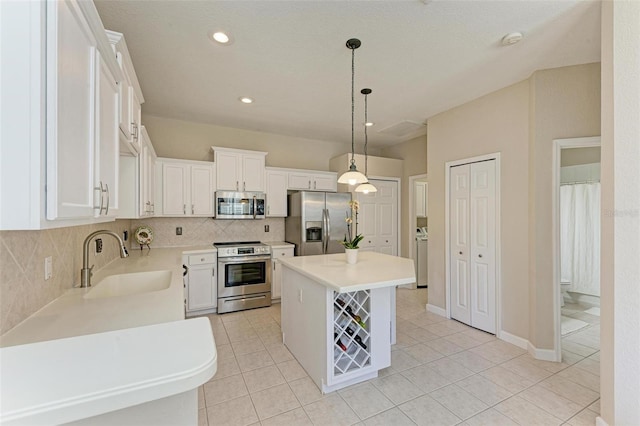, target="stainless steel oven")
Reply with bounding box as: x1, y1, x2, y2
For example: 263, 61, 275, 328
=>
215, 241, 271, 313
